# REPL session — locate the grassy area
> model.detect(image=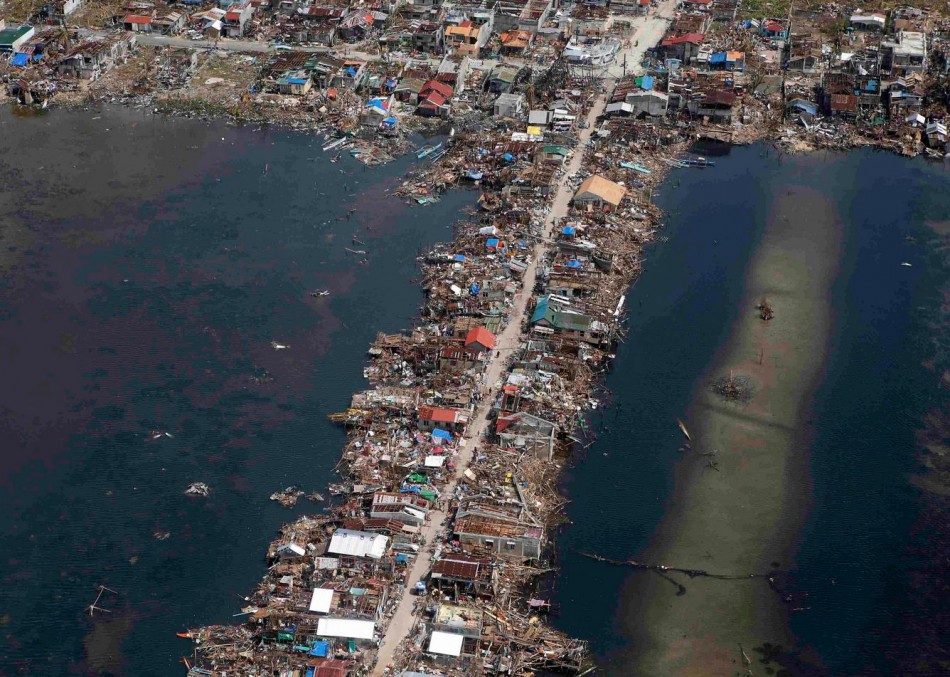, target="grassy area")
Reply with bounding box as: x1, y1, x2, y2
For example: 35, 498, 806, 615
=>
738, 0, 793, 21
